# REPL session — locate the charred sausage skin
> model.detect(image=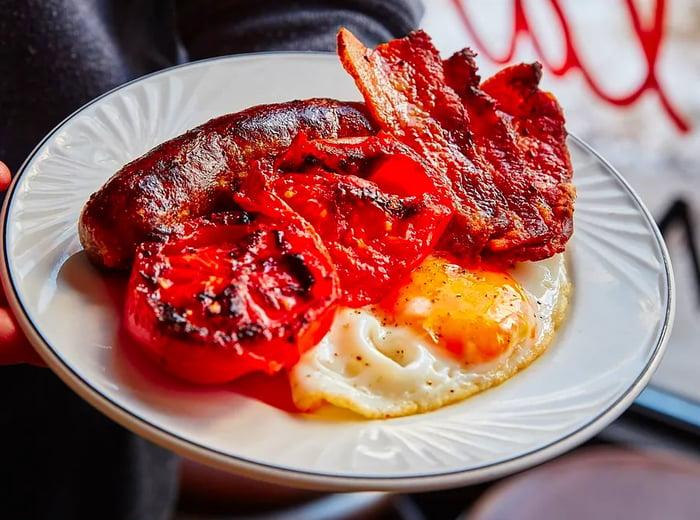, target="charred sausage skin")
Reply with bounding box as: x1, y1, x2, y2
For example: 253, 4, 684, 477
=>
78, 98, 376, 270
